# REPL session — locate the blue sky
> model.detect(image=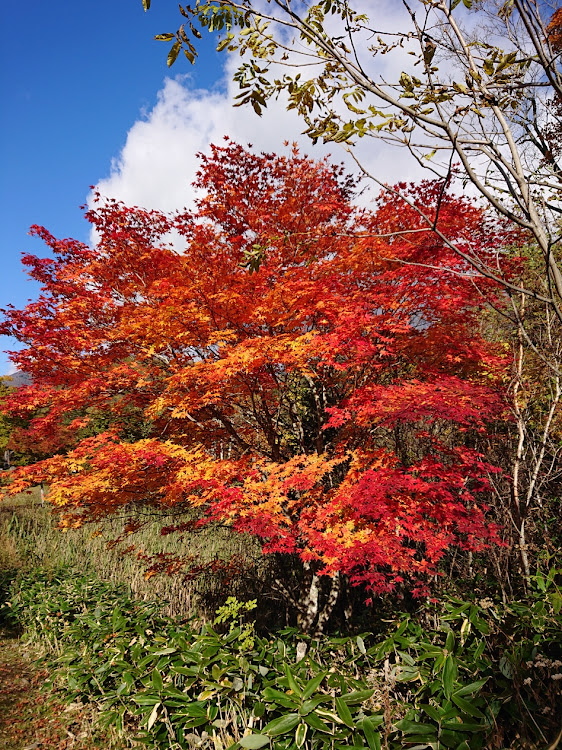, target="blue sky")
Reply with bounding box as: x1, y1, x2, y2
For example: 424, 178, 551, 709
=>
0, 0, 417, 376
0, 1, 225, 374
